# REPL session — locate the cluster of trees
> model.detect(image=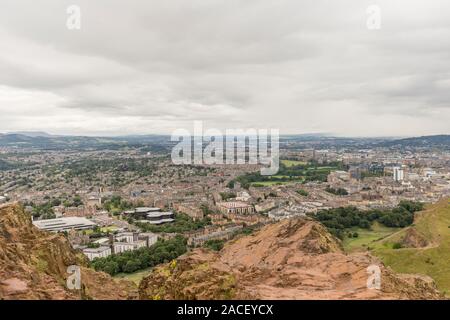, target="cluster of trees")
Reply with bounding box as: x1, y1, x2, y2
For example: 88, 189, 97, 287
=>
135, 213, 211, 234
361, 171, 384, 179
296, 189, 309, 196
220, 192, 236, 201
228, 161, 343, 189
62, 195, 83, 207
90, 236, 187, 275
0, 159, 20, 171
27, 194, 84, 210
103, 195, 134, 214
203, 239, 225, 251
312, 201, 424, 239
200, 204, 213, 215
30, 202, 55, 219
24, 195, 85, 220
63, 158, 156, 179
86, 226, 107, 239
325, 186, 349, 196
60, 158, 158, 187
